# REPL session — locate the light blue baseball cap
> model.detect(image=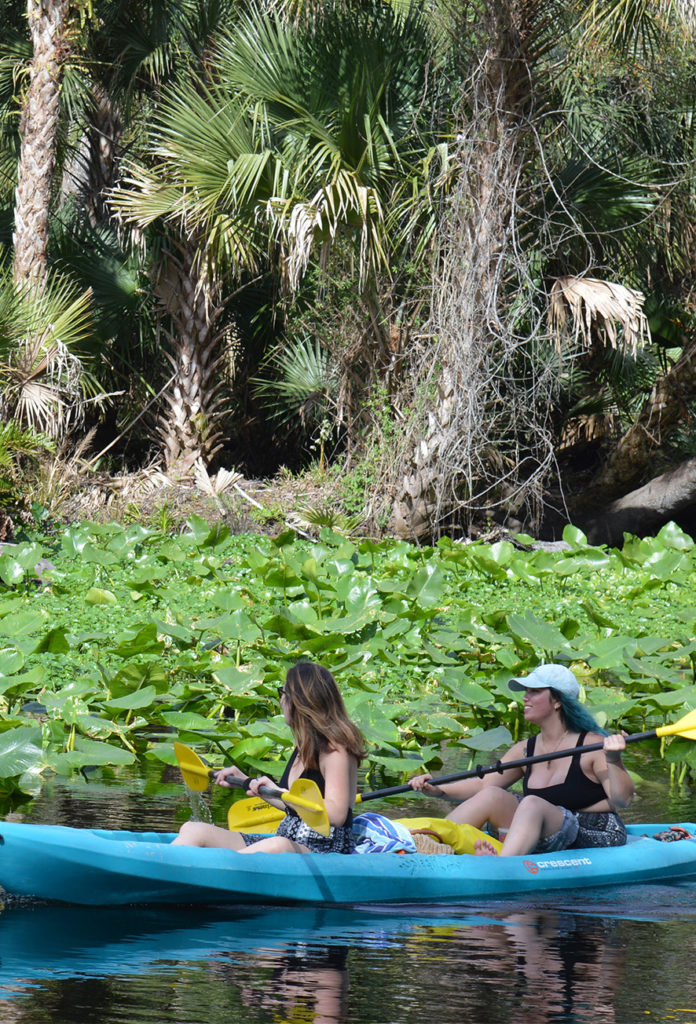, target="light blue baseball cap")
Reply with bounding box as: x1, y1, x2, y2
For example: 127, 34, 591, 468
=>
508, 663, 580, 699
